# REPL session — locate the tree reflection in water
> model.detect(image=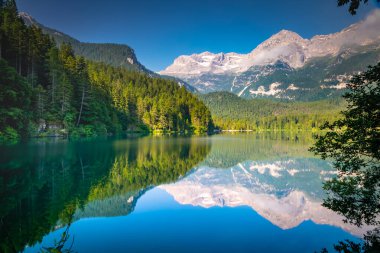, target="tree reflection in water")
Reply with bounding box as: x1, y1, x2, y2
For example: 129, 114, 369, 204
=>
0, 137, 211, 253
41, 223, 74, 253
